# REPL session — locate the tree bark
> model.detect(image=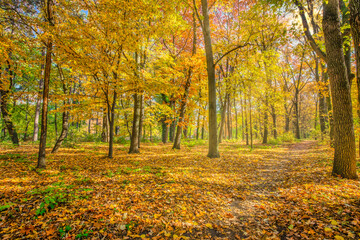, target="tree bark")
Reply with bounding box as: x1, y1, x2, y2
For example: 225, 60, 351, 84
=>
218, 94, 228, 144
200, 0, 219, 158
249, 89, 253, 149
262, 109, 268, 144
129, 93, 140, 153
33, 49, 45, 142
0, 89, 19, 145
101, 111, 108, 142
37, 0, 53, 168
138, 94, 144, 148
323, 0, 357, 179
52, 110, 69, 153
107, 91, 117, 158
349, 0, 360, 157
169, 100, 176, 142
294, 89, 301, 139
234, 97, 238, 139
227, 94, 232, 139
271, 105, 277, 139
245, 96, 249, 145
37, 38, 53, 168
